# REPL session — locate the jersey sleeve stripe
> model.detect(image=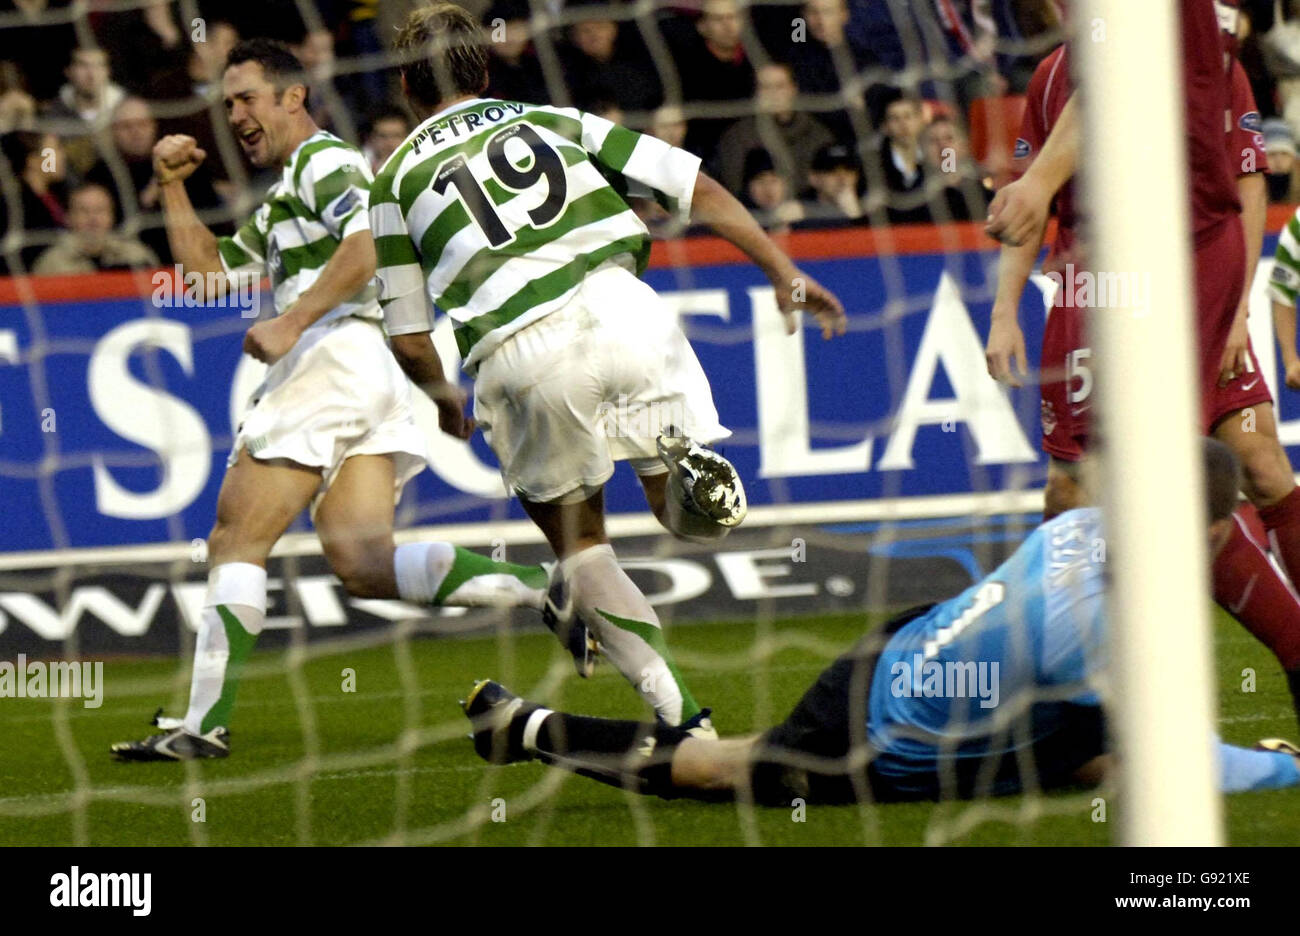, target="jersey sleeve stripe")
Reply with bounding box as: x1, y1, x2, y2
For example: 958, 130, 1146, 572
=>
595, 124, 639, 172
